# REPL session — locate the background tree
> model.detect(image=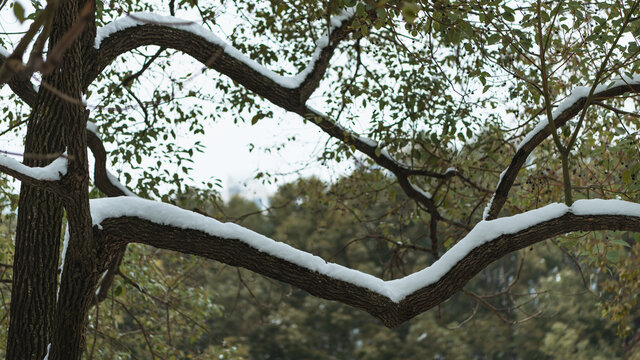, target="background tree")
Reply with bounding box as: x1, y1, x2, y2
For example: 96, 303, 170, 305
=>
0, 0, 639, 359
